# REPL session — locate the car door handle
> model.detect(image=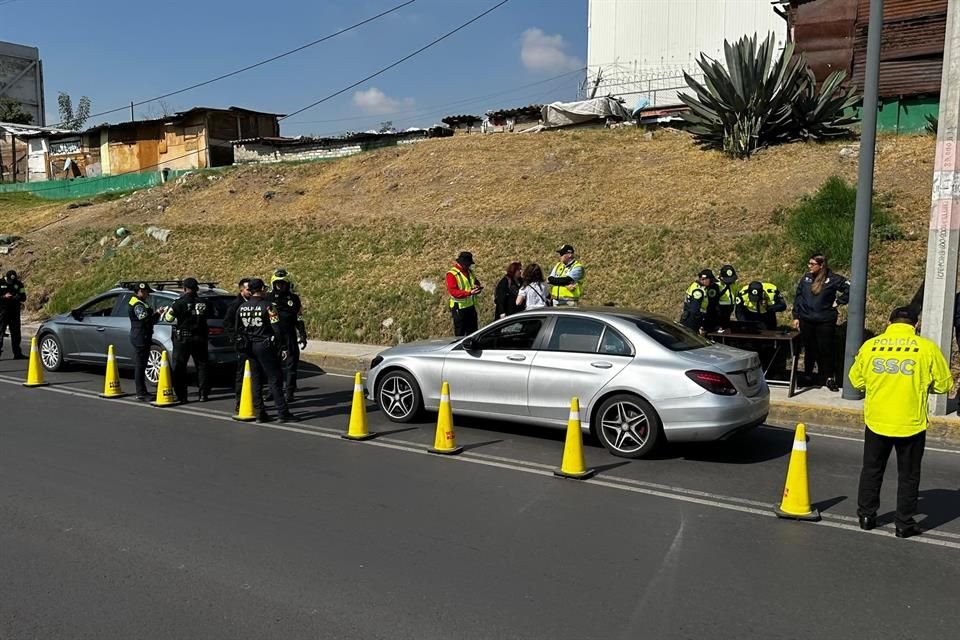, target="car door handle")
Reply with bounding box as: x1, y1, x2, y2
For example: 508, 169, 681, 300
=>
590, 361, 613, 369
96, 327, 106, 332
507, 354, 526, 361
